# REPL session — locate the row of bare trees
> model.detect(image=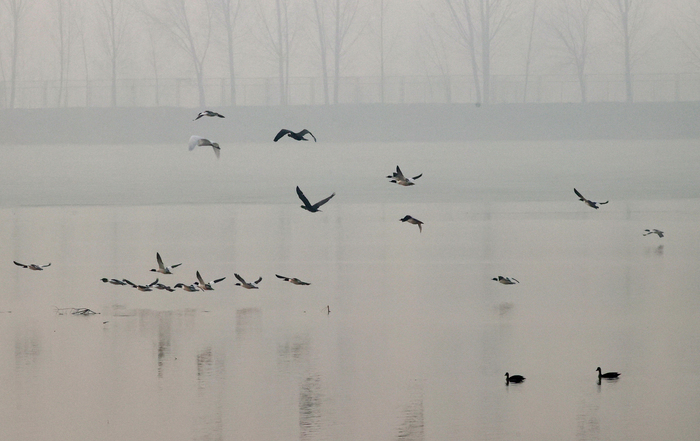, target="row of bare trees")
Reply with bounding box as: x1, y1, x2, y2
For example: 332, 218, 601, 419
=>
0, 0, 697, 108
